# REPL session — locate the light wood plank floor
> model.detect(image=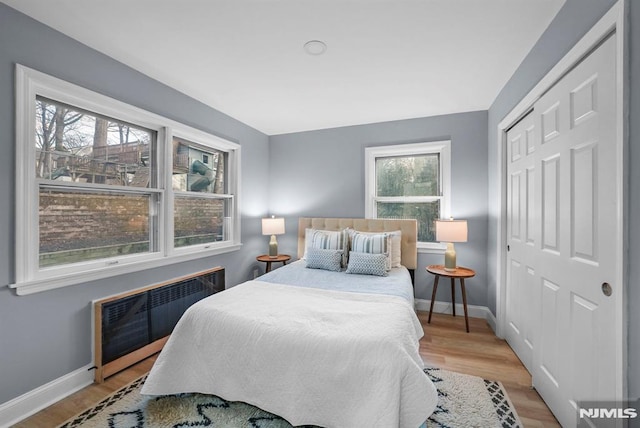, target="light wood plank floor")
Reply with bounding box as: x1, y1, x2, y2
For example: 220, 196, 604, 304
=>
16, 311, 559, 427
419, 312, 559, 427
